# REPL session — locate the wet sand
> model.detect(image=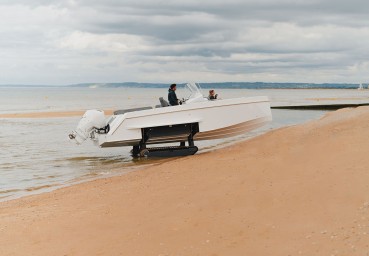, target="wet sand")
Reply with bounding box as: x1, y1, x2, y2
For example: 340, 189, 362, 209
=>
2, 107, 369, 255
0, 110, 114, 118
